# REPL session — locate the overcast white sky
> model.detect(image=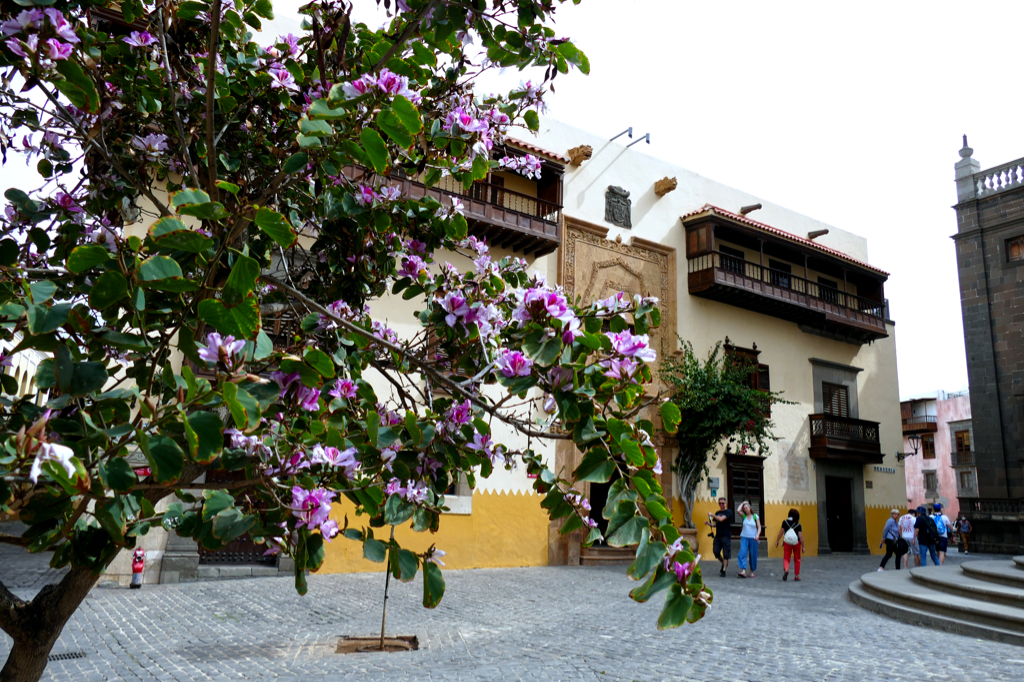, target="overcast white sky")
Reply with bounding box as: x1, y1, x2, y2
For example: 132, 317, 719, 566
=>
10, 1, 1024, 400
